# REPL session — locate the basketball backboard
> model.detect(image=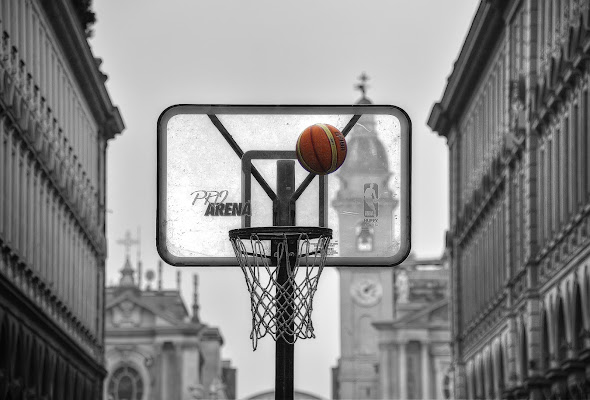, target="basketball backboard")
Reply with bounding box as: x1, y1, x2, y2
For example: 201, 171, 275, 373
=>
157, 105, 410, 266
